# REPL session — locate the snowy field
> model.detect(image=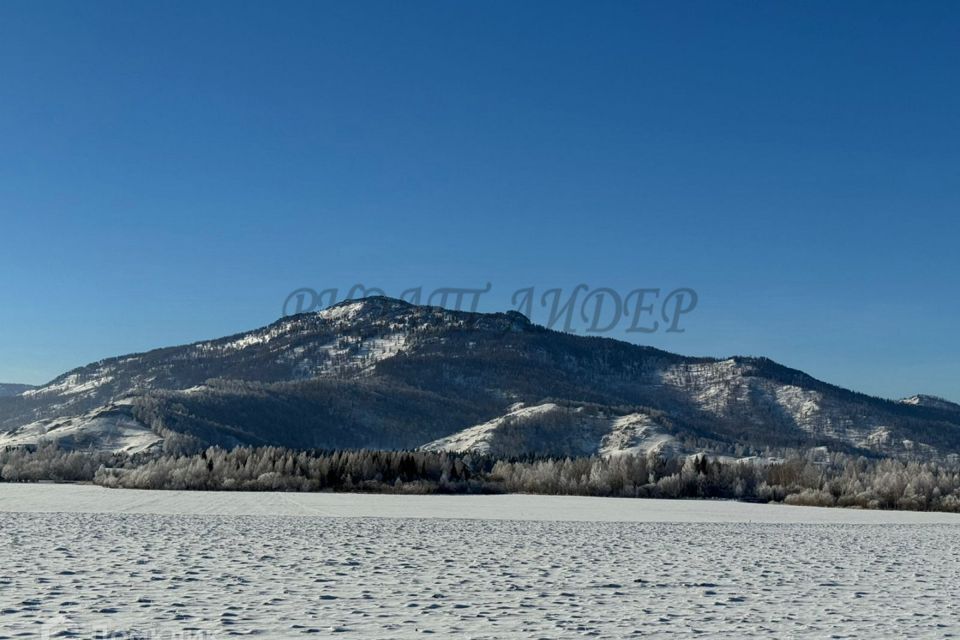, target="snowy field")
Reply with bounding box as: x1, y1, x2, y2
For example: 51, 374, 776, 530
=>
1, 485, 959, 638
